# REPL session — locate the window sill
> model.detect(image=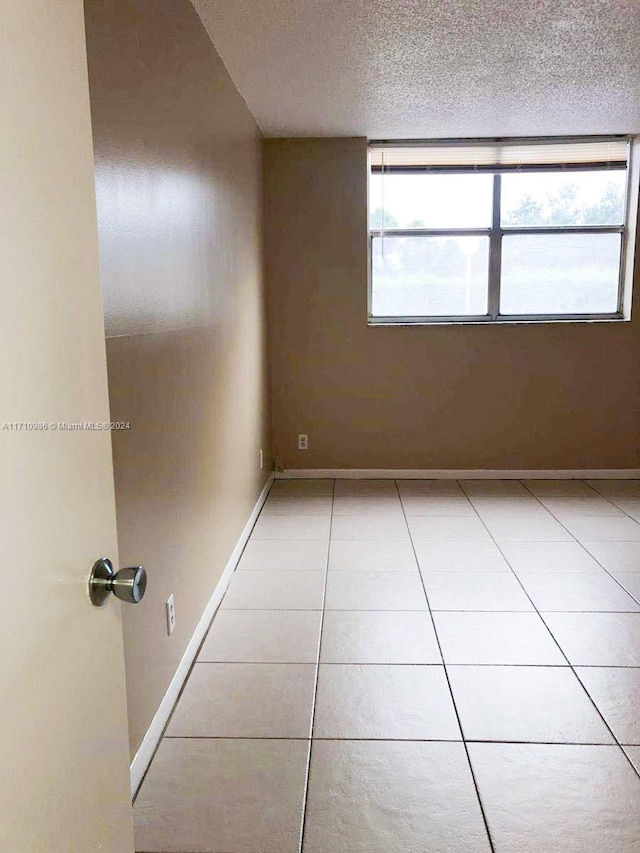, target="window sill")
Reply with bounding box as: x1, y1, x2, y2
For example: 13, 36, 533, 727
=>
367, 314, 629, 327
